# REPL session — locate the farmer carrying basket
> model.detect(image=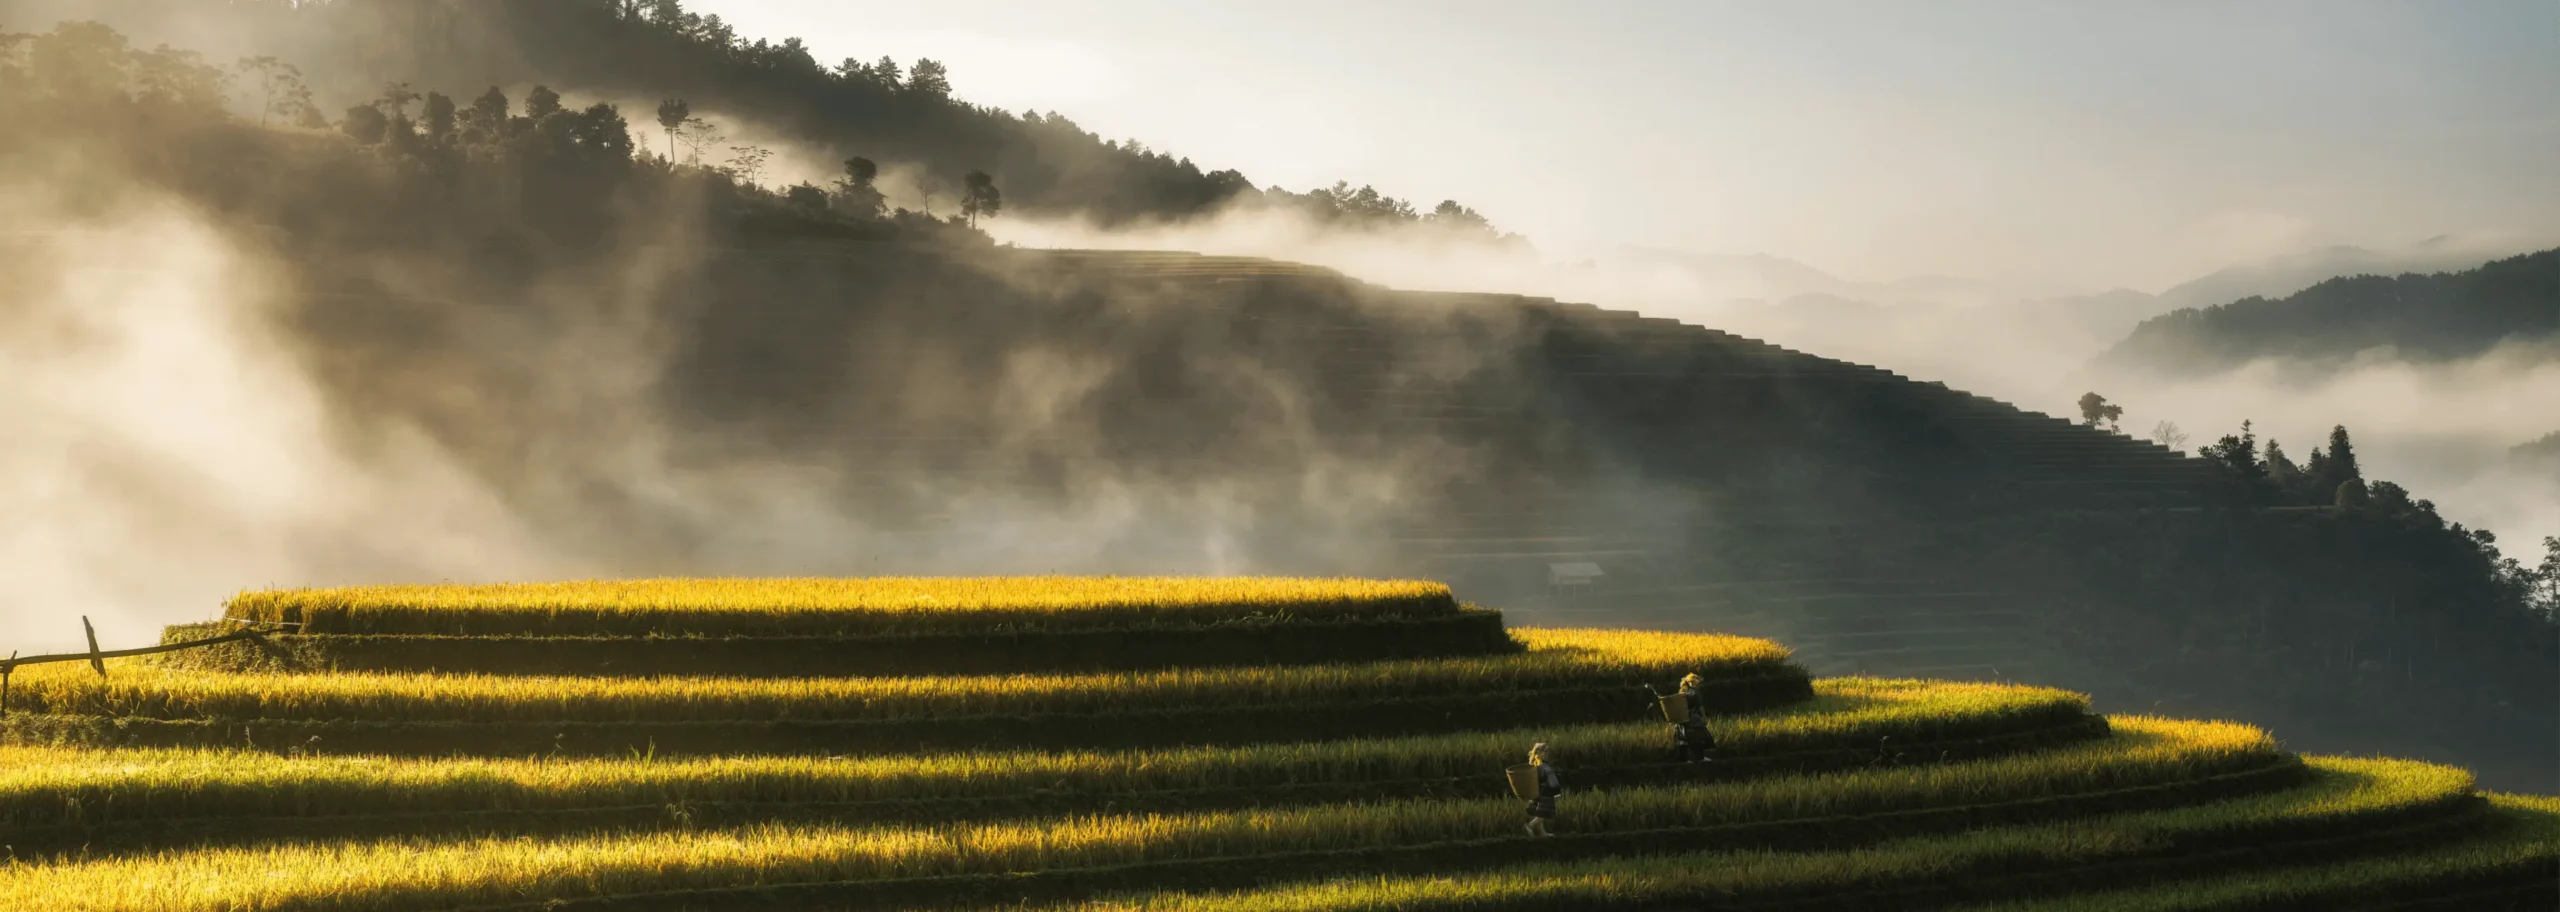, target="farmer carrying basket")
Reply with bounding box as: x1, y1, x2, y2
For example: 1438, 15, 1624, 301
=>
1509, 742, 1565, 837
1649, 673, 1717, 763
